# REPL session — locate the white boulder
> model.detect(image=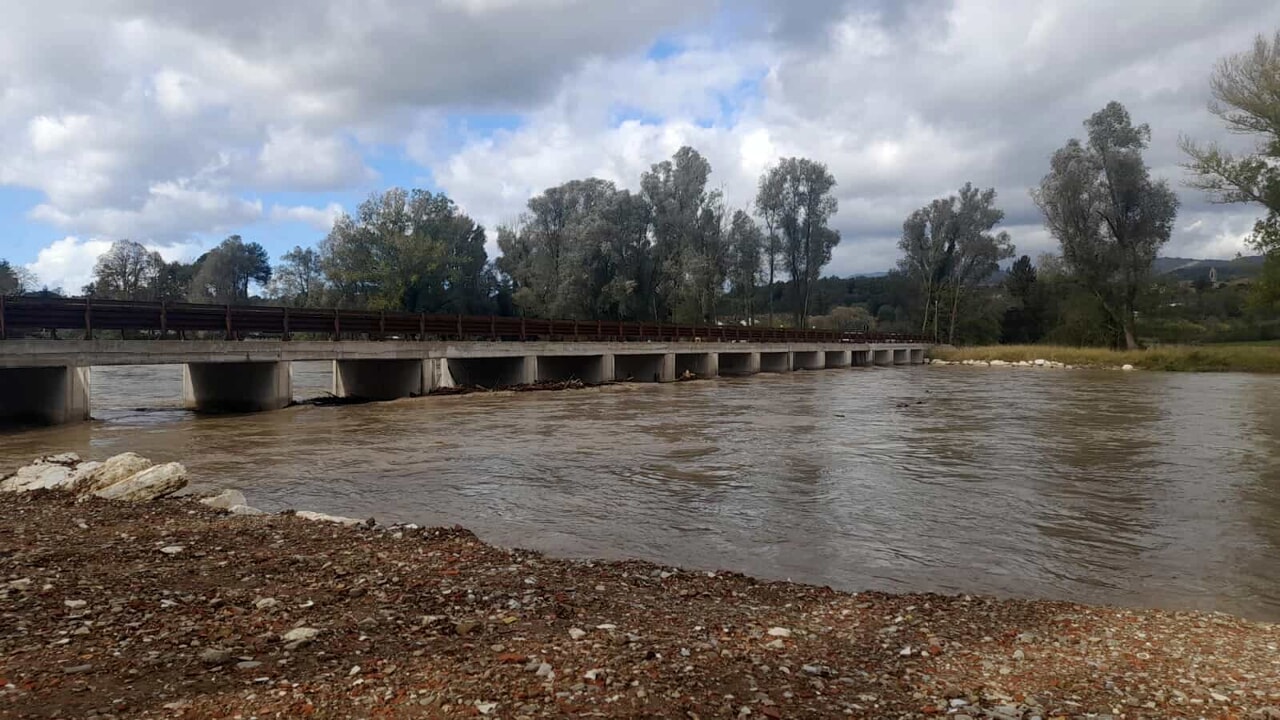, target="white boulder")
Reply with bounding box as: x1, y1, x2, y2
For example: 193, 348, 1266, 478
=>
1, 453, 82, 493
294, 510, 363, 526
92, 462, 187, 502
200, 489, 247, 510
72, 453, 153, 495
990, 360, 1008, 367
1034, 358, 1047, 367
1122, 364, 1136, 371
229, 504, 266, 516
